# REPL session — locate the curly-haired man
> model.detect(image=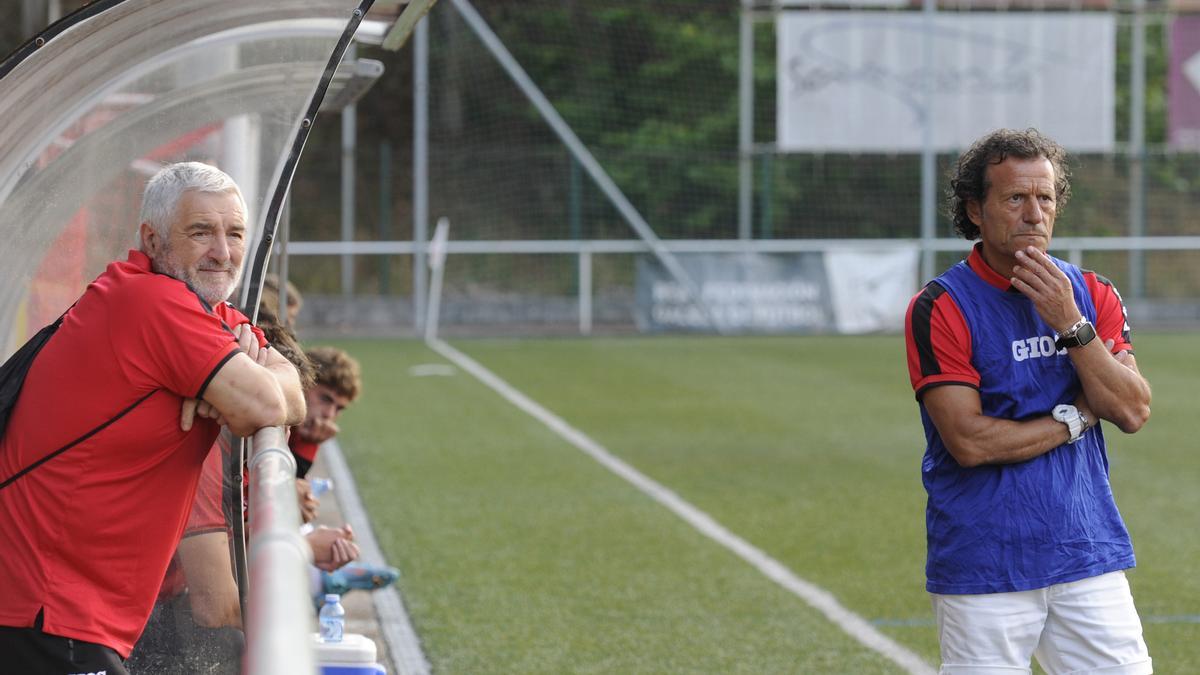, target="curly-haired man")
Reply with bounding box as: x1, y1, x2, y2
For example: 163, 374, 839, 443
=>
904, 129, 1153, 674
